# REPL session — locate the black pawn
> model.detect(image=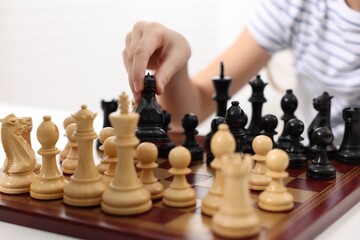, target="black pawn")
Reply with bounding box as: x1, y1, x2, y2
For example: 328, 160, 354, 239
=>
244, 75, 267, 153
206, 116, 226, 166
135, 73, 169, 143
337, 107, 360, 165
96, 99, 118, 150
181, 113, 203, 161
225, 101, 247, 154
277, 89, 298, 150
285, 118, 307, 168
158, 110, 175, 158
307, 127, 336, 180
261, 114, 278, 147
